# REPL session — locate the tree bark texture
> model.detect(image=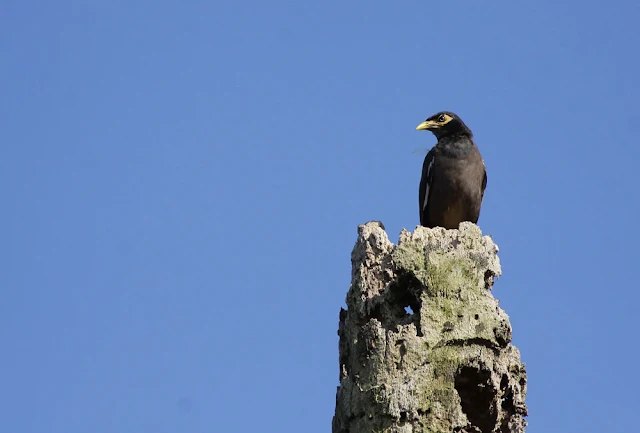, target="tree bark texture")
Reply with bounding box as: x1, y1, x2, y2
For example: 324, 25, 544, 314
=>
332, 222, 527, 433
